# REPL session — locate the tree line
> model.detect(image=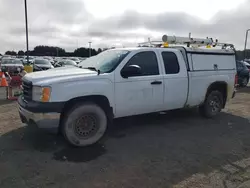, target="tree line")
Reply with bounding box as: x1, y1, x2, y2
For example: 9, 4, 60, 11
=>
2, 45, 250, 60
3, 45, 105, 57
235, 50, 250, 60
